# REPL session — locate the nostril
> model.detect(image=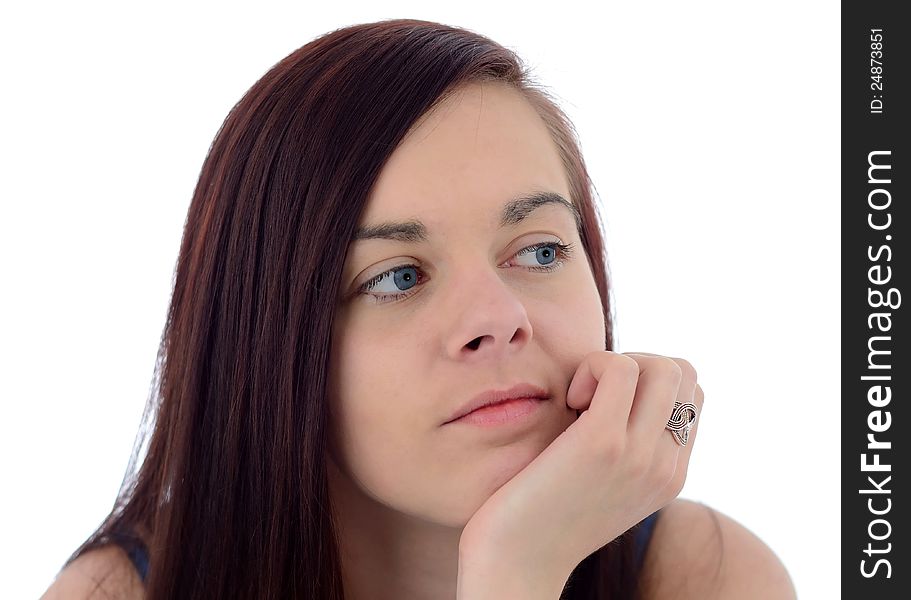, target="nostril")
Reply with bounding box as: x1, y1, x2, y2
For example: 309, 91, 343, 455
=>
466, 337, 482, 350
